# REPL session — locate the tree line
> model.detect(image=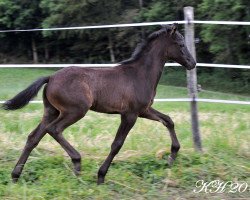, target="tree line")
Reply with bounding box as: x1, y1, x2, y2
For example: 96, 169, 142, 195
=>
0, 0, 249, 94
